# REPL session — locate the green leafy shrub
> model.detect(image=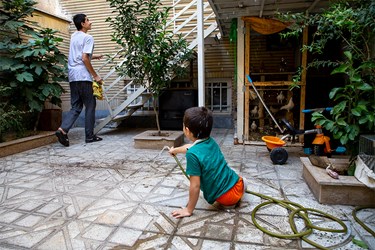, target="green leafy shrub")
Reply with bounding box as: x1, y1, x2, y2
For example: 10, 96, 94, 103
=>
278, 0, 375, 155
312, 51, 374, 148
0, 86, 25, 142
0, 0, 67, 133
